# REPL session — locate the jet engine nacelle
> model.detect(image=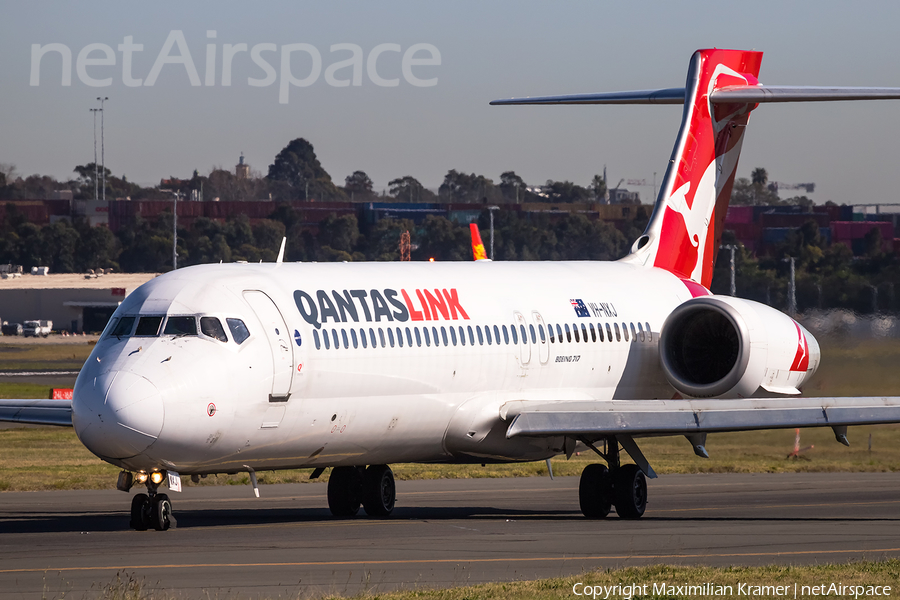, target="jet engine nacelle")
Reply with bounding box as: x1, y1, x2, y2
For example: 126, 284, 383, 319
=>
659, 296, 820, 398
